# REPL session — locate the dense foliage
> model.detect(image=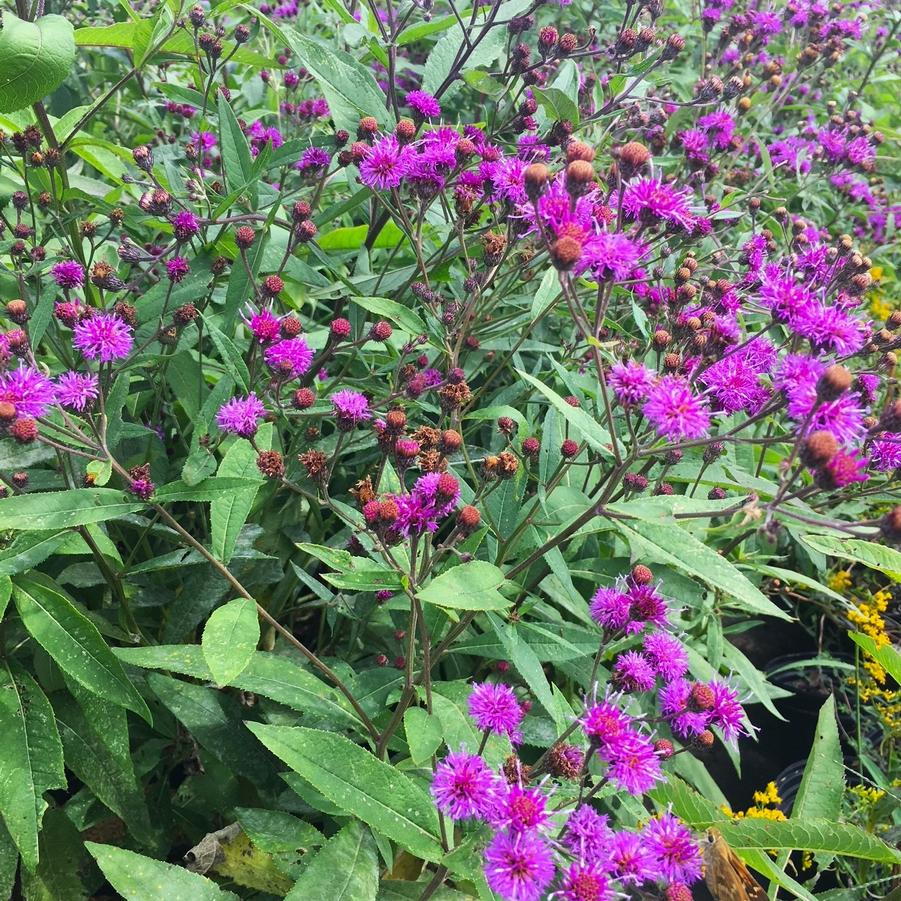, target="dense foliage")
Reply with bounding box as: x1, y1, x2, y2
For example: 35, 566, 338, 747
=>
0, 0, 898, 897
